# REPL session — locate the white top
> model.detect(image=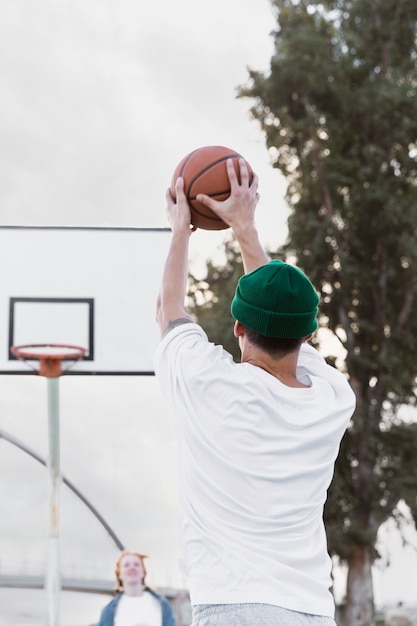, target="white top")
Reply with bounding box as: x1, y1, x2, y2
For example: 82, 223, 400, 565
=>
154, 323, 356, 617
114, 591, 162, 626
